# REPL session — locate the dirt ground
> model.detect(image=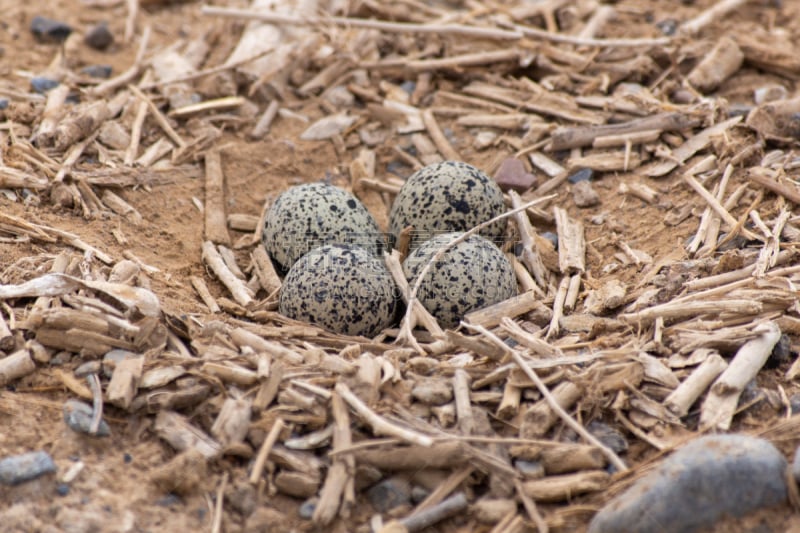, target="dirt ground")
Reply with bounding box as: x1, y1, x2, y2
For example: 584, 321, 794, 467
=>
2, 0, 800, 532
